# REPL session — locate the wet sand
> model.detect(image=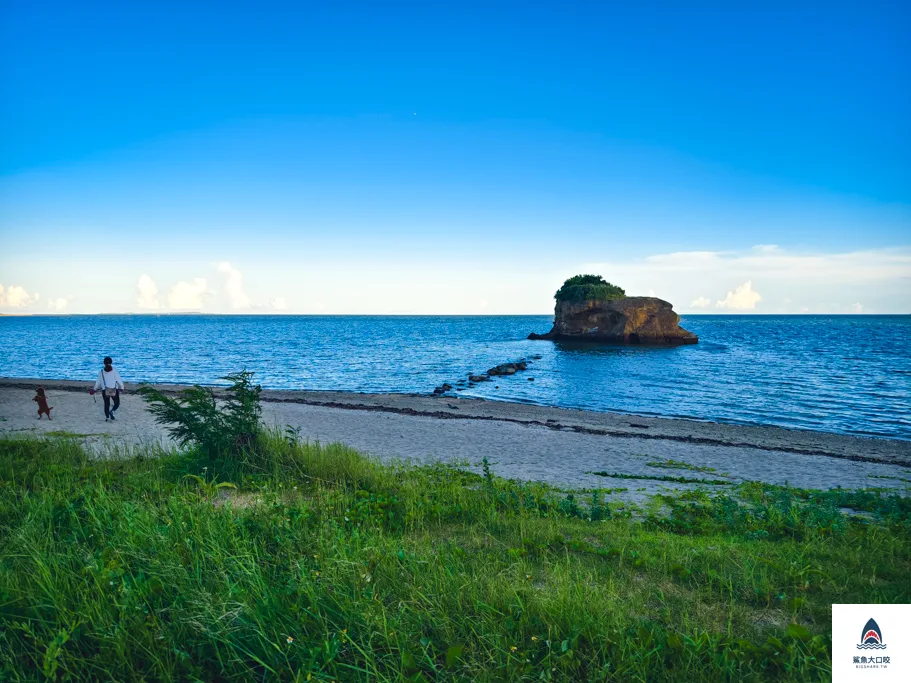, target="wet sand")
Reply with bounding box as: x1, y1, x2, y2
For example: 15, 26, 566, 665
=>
2, 378, 909, 497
